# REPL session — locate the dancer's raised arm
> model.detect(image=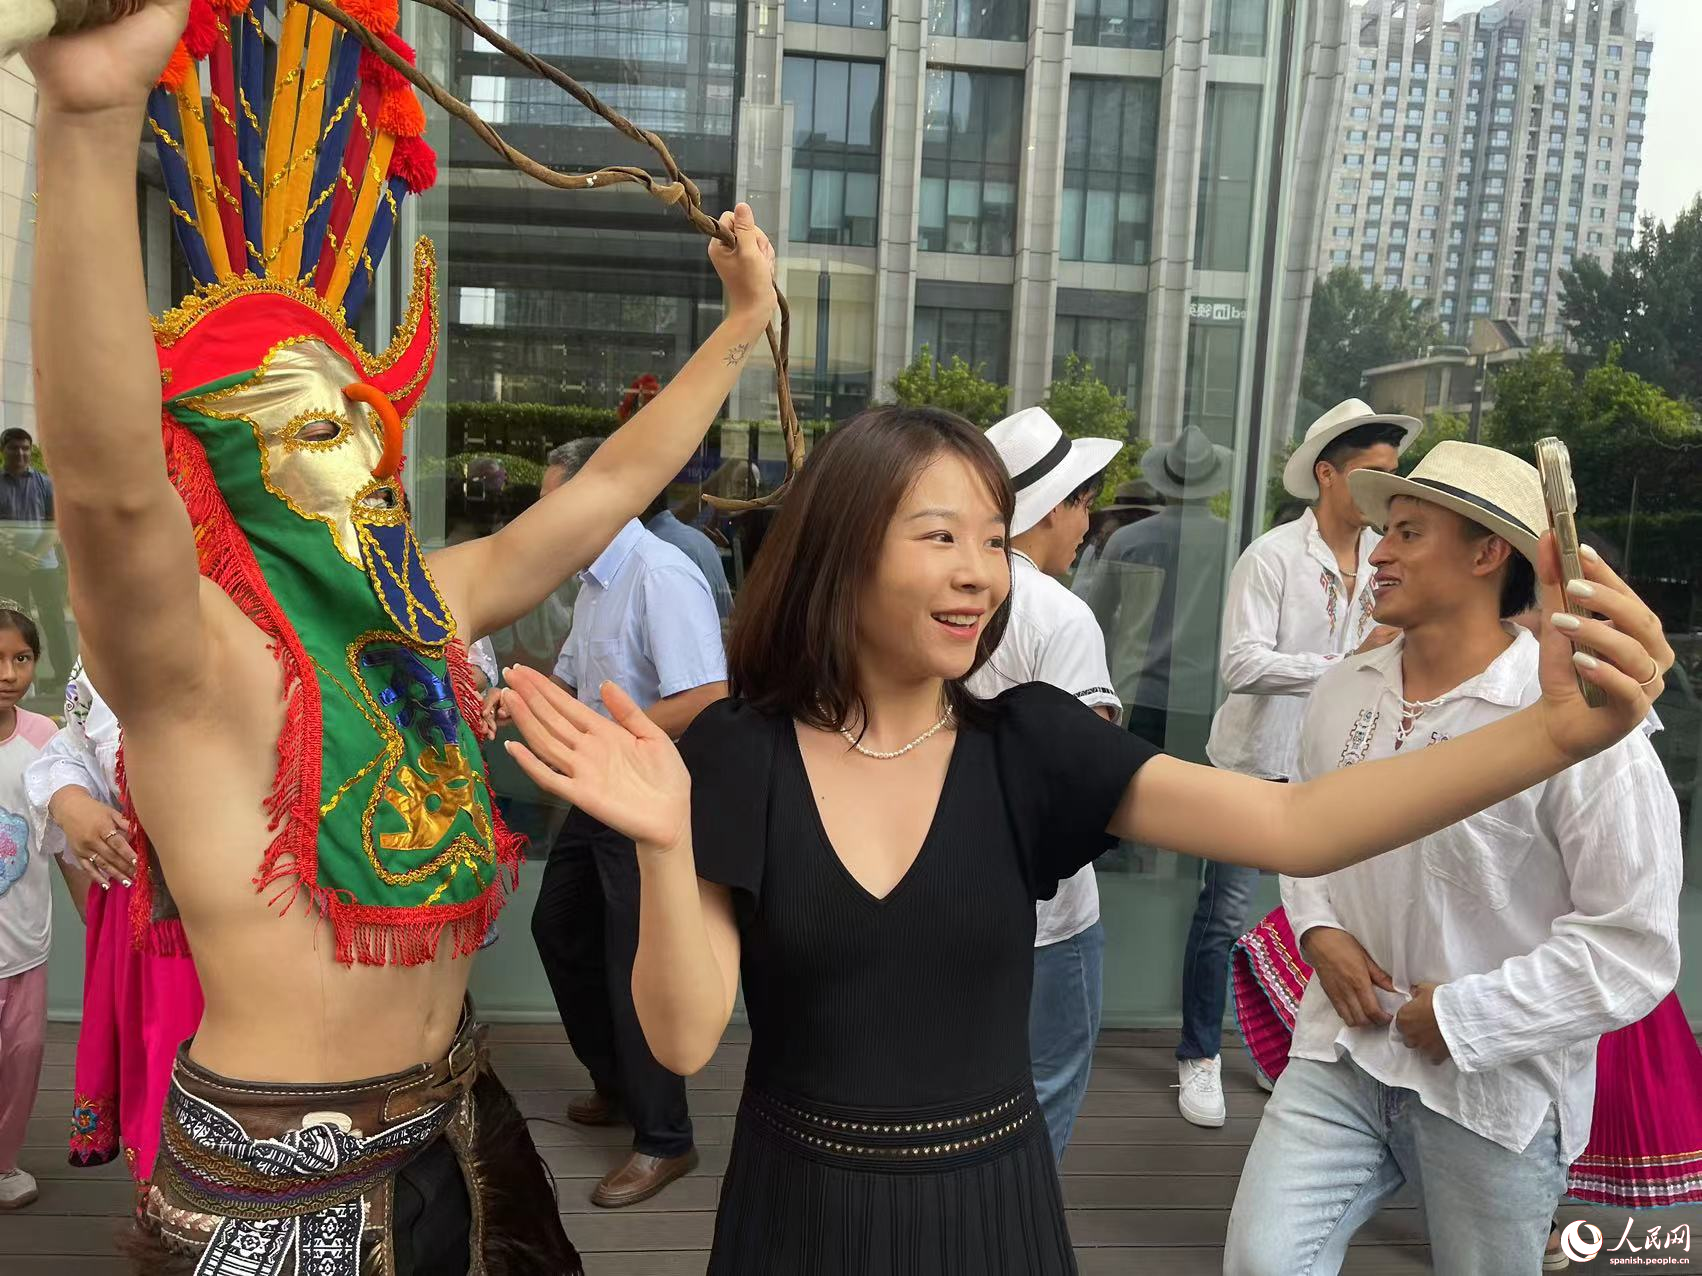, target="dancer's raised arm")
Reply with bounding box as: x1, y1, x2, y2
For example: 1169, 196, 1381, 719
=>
1113, 535, 1669, 875
26, 2, 210, 721
432, 206, 775, 641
